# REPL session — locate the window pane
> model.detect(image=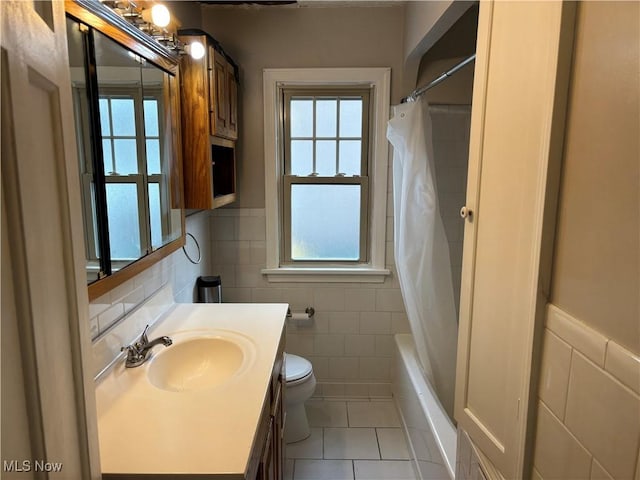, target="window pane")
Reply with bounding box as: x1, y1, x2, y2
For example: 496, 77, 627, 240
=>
339, 140, 361, 176
148, 183, 162, 248
143, 99, 159, 137
339, 99, 363, 137
291, 184, 361, 260
316, 140, 336, 176
113, 139, 138, 174
99, 98, 111, 136
290, 140, 313, 175
106, 183, 141, 260
102, 139, 114, 173
111, 98, 136, 136
146, 139, 161, 174
290, 99, 313, 137
316, 99, 337, 137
